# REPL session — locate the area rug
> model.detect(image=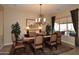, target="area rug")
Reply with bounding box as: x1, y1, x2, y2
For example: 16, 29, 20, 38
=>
9, 44, 73, 55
